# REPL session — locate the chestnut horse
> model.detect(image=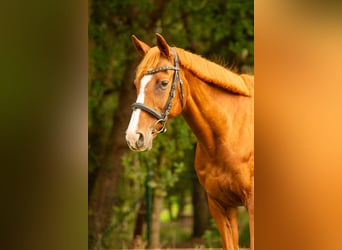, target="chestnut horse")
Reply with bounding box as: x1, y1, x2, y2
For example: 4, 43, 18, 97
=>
125, 33, 254, 250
